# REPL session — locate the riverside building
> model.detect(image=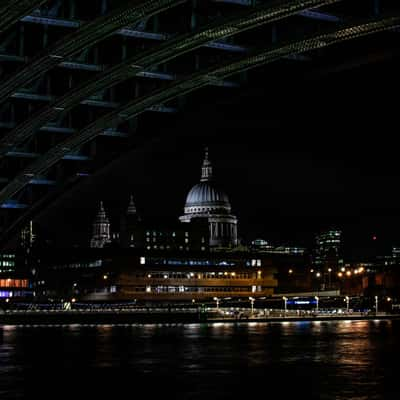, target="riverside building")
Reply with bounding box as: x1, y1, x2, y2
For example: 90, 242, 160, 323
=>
35, 150, 286, 302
